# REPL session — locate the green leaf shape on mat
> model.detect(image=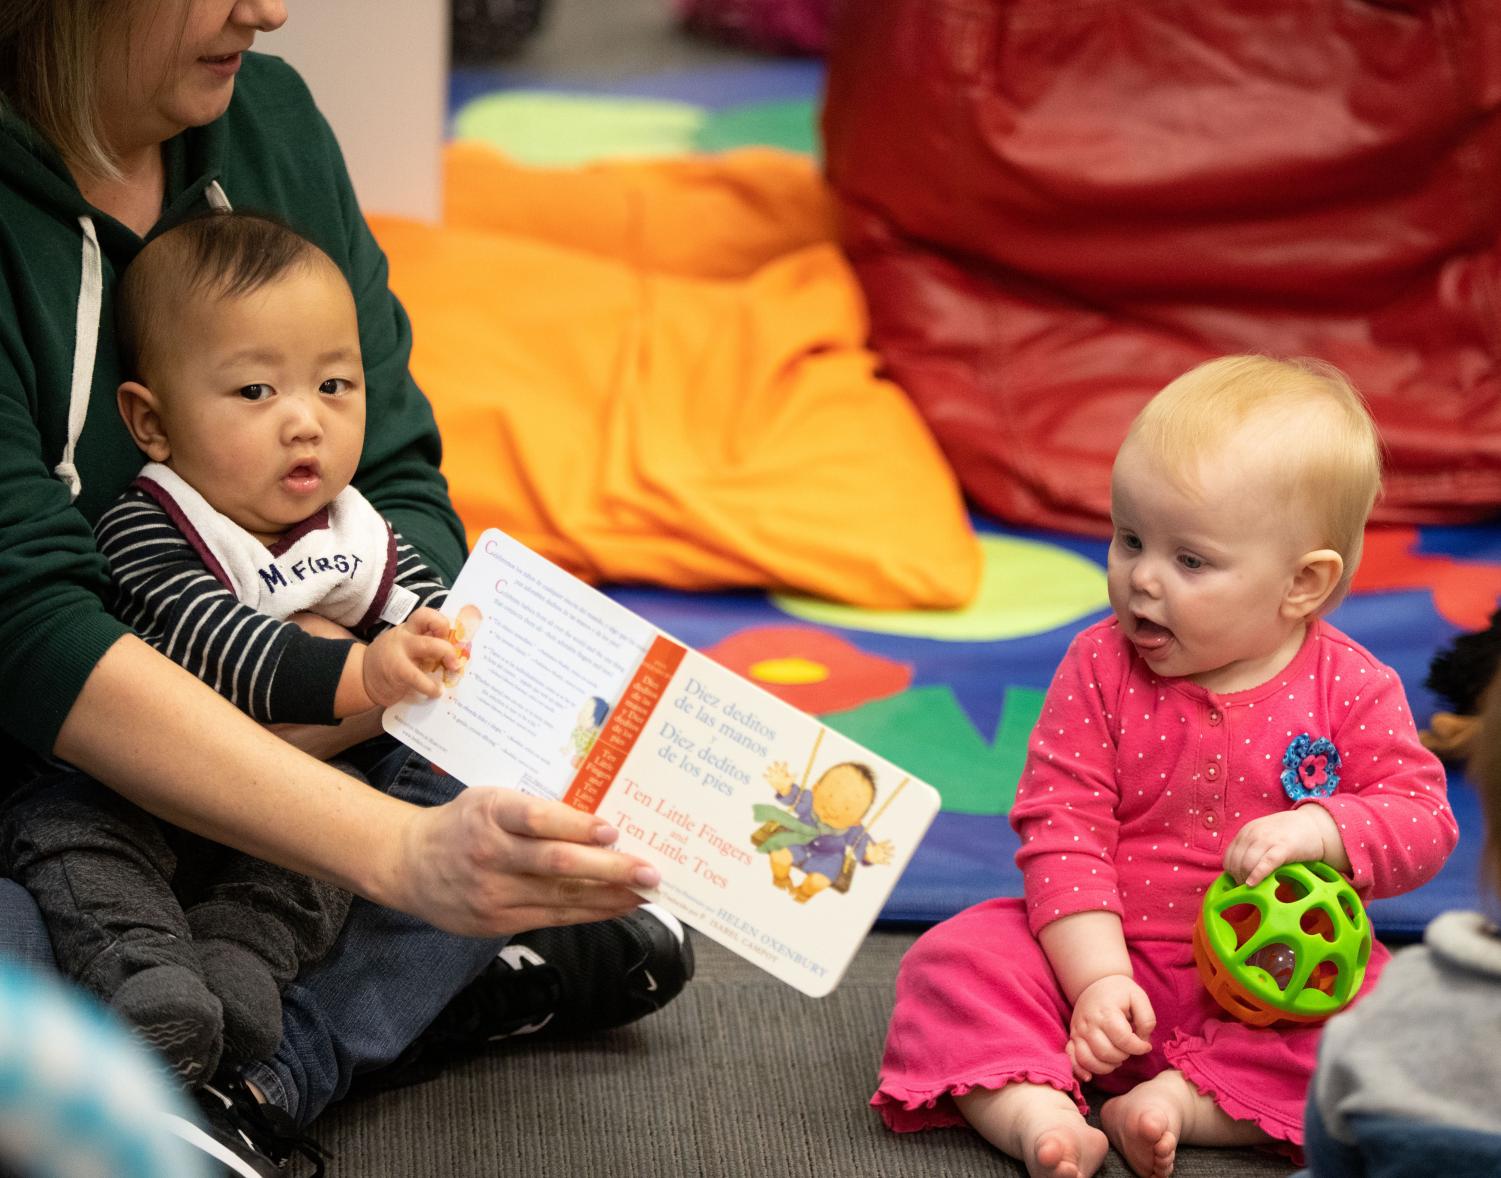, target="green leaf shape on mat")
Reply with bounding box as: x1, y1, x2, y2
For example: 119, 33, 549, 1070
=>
822, 685, 1045, 816
452, 91, 705, 165
695, 99, 819, 156
774, 535, 1110, 642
